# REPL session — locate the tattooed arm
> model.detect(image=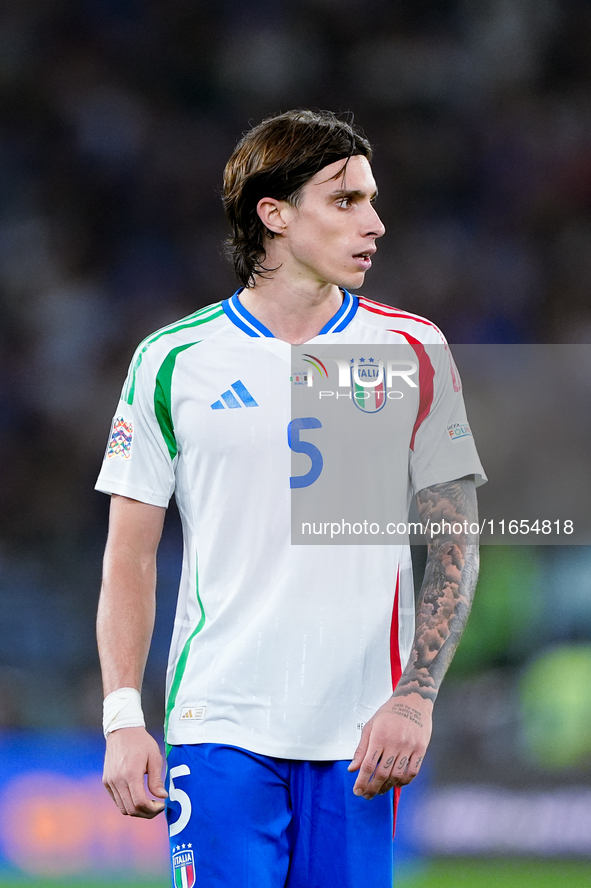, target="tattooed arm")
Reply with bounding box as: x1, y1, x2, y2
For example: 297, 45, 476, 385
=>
348, 477, 479, 799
